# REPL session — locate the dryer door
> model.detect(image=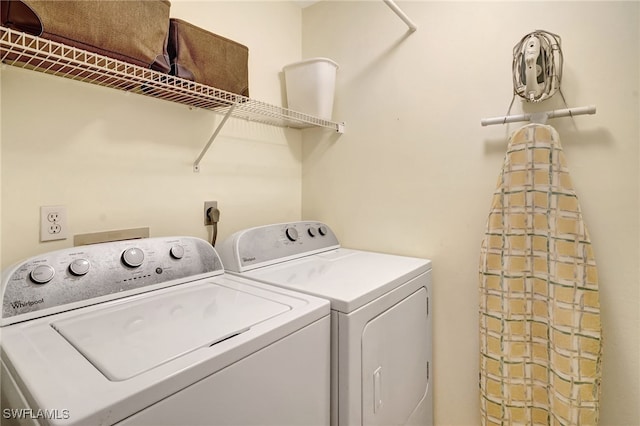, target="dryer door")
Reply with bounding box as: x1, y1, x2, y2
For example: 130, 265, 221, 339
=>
362, 287, 429, 425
